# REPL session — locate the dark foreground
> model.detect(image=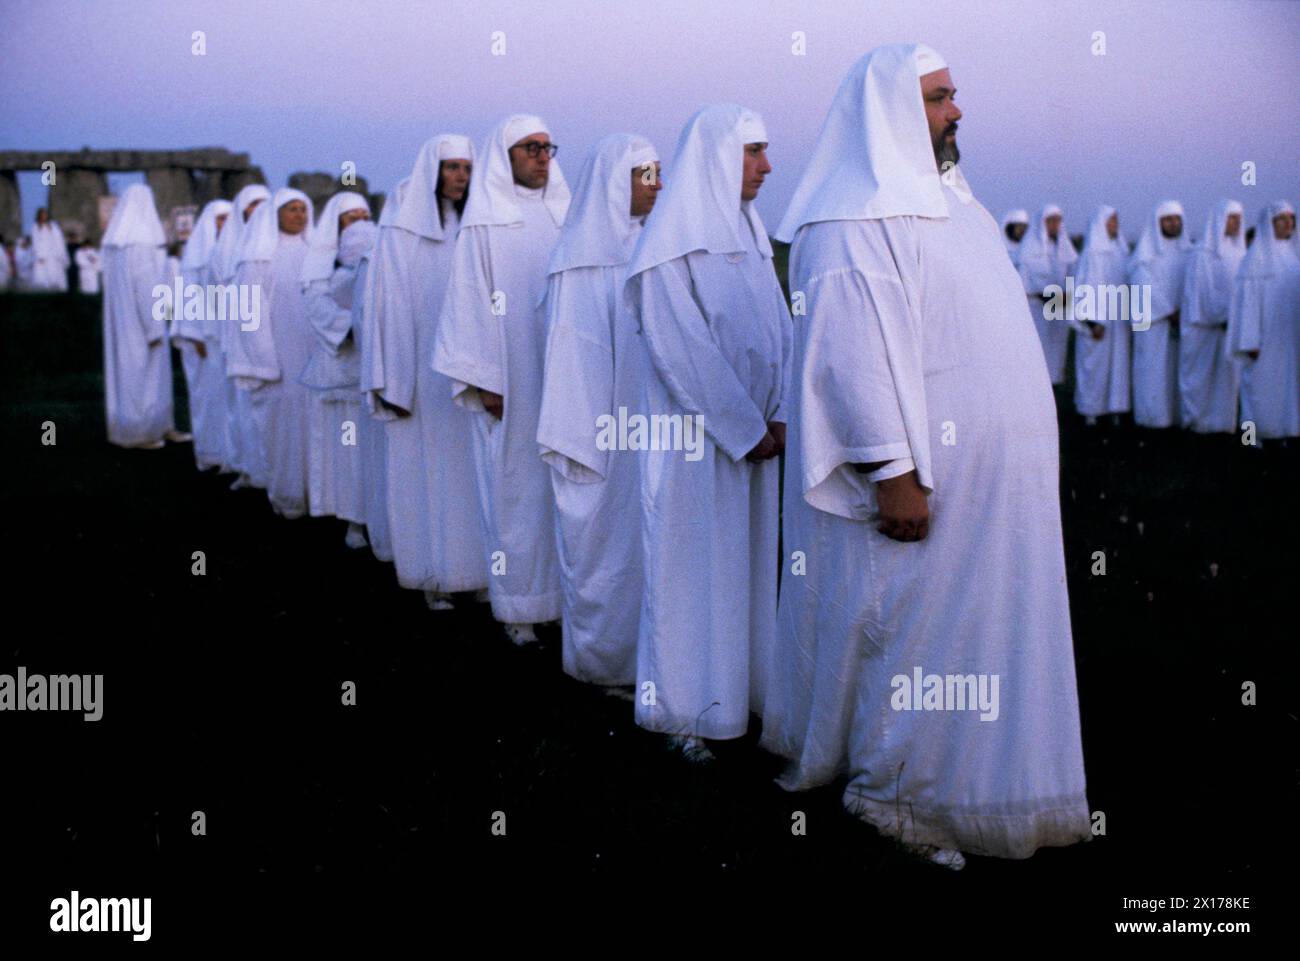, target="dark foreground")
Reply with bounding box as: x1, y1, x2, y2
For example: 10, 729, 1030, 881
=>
1, 292, 1293, 942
